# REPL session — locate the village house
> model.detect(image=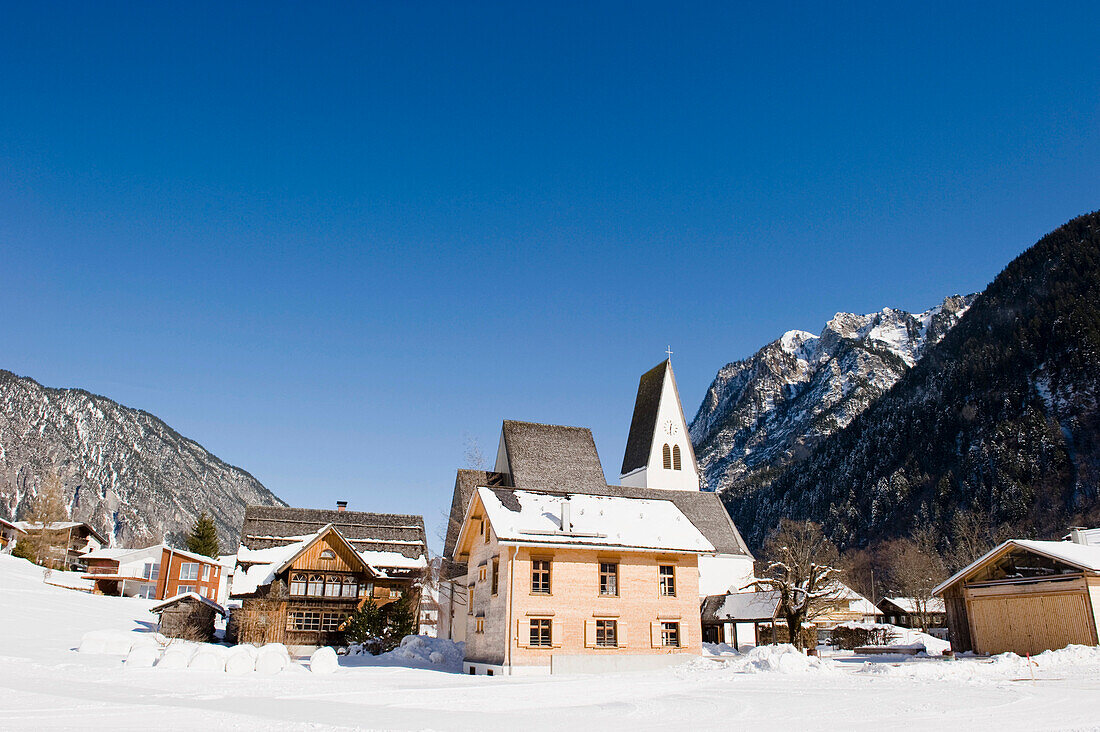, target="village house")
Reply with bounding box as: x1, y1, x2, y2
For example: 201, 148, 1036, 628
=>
11, 520, 106, 569
82, 544, 224, 601
439, 359, 756, 674
933, 528, 1100, 656
229, 503, 427, 653
876, 596, 947, 633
